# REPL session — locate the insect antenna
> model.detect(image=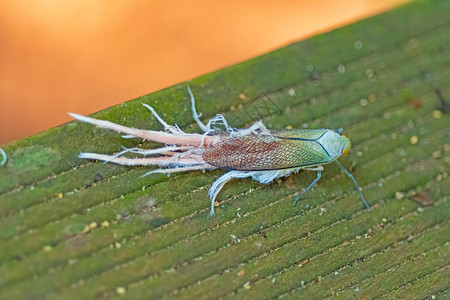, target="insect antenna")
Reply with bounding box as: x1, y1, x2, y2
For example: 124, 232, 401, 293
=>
293, 171, 321, 206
